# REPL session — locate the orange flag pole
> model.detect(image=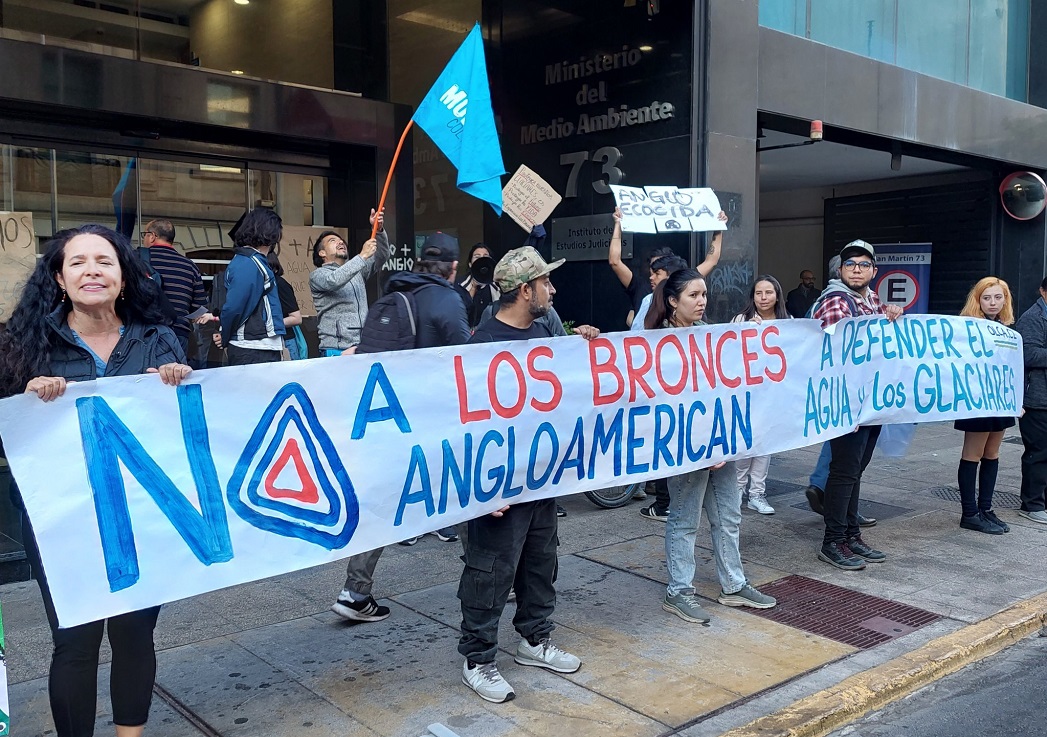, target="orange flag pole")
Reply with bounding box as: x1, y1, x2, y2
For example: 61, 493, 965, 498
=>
371, 119, 415, 239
